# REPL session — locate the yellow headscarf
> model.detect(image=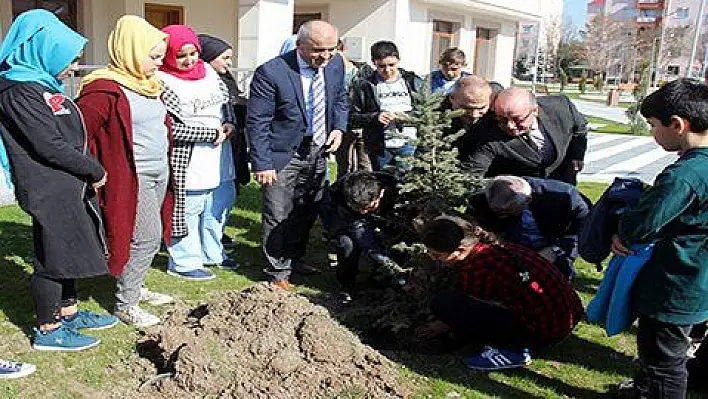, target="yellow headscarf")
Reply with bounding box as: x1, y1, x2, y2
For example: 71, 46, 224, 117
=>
79, 15, 167, 97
